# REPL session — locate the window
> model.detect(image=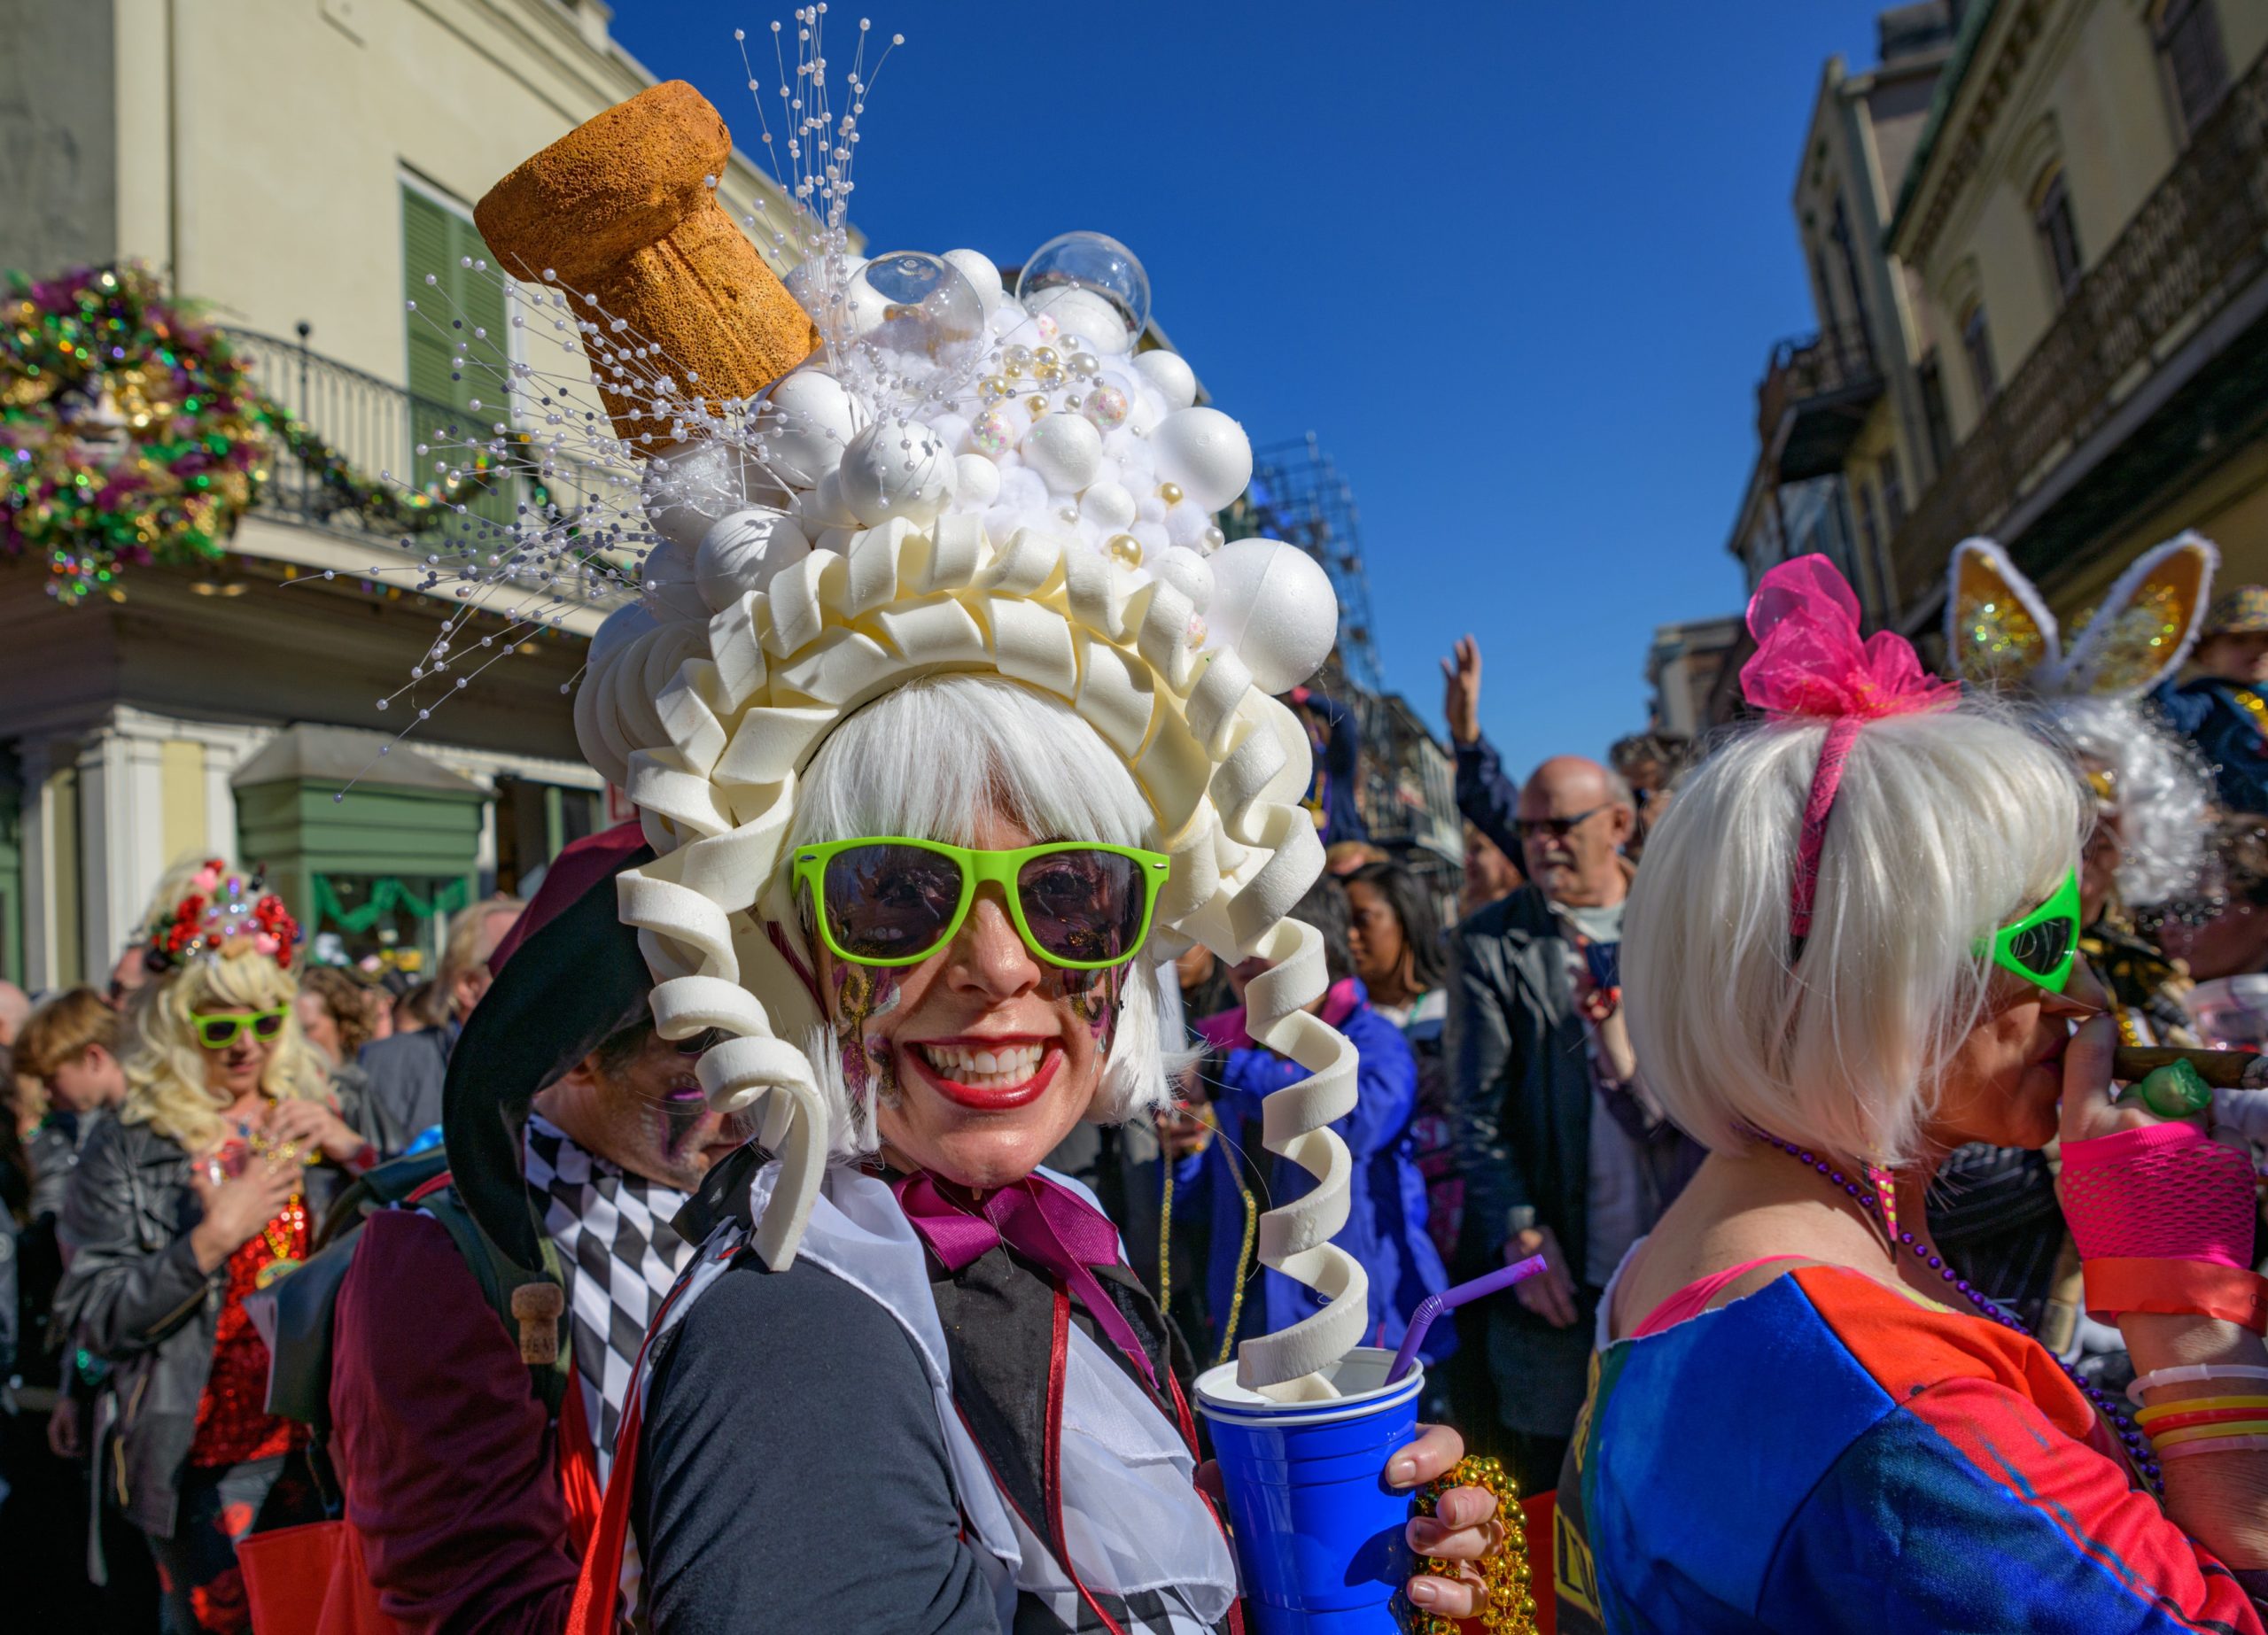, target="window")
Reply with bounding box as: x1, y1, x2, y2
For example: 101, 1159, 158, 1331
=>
1918, 355, 1955, 470
2033, 169, 2084, 301
1881, 452, 1907, 532
1961, 302, 1998, 407
2155, 0, 2231, 137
